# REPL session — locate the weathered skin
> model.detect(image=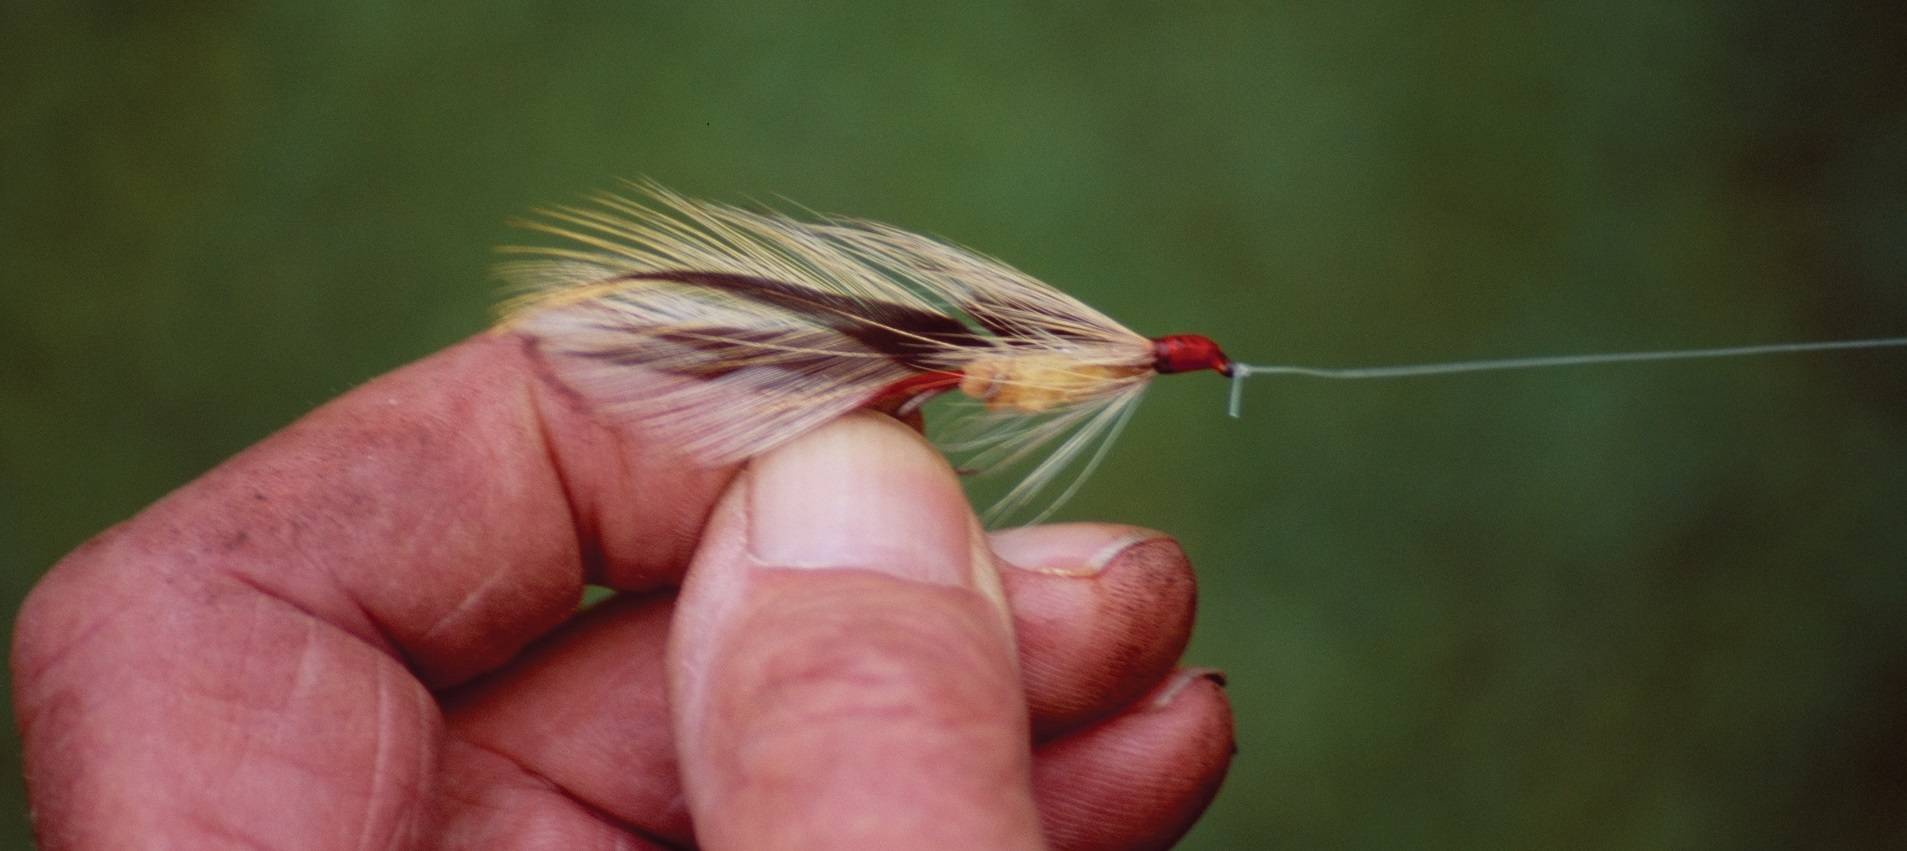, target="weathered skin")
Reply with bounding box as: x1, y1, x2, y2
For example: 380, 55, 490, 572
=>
12, 333, 1233, 850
